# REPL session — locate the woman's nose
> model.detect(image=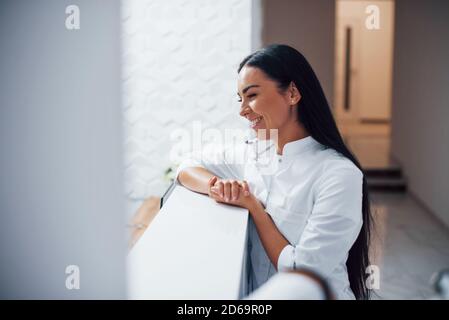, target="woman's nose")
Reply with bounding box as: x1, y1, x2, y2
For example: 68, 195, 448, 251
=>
239, 104, 250, 117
